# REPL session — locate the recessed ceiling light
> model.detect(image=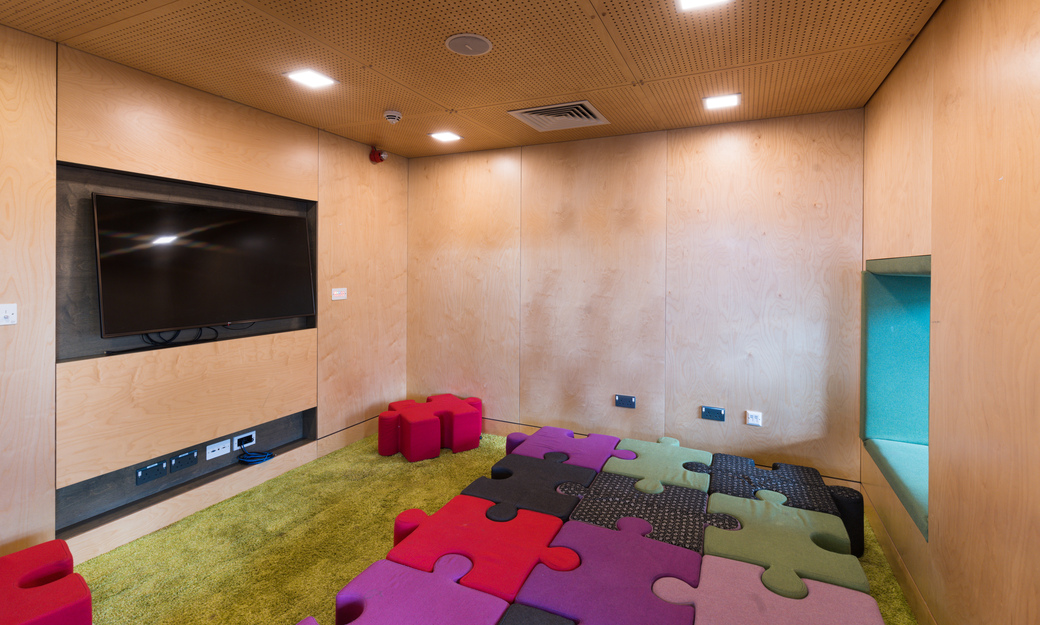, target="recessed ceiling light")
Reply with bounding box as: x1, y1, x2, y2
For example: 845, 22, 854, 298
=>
153, 235, 177, 245
704, 93, 741, 110
285, 69, 336, 88
430, 132, 462, 142
679, 0, 730, 9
